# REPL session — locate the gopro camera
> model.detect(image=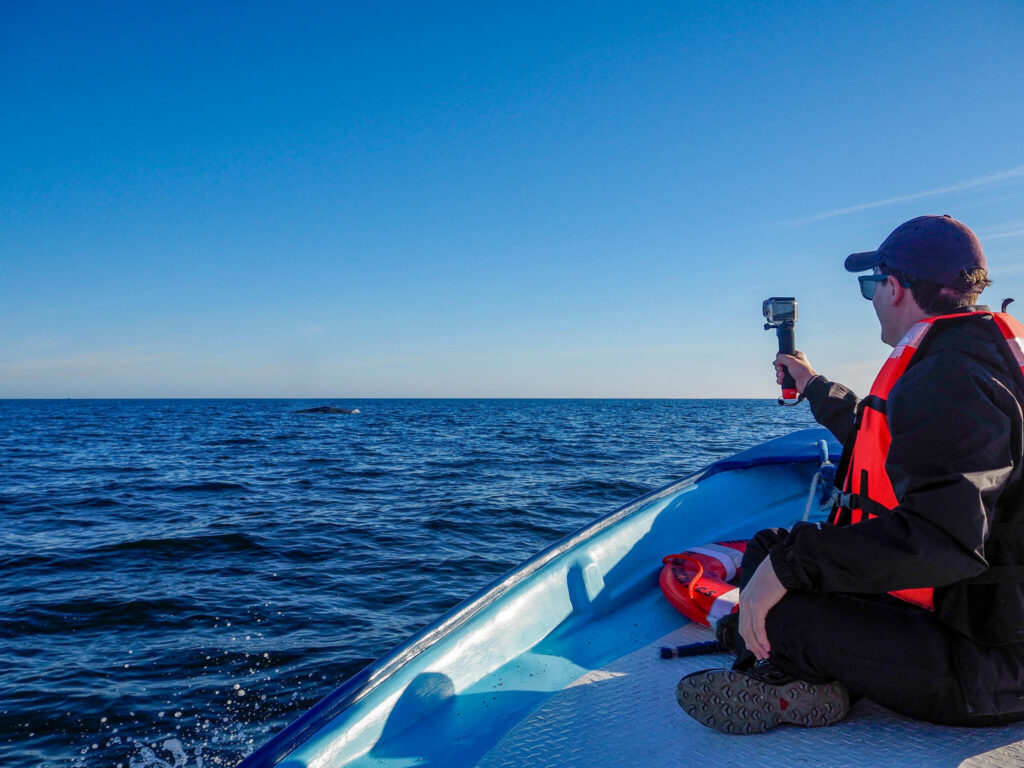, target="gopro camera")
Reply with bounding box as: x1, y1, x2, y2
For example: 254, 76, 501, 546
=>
763, 297, 799, 403
762, 297, 797, 328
